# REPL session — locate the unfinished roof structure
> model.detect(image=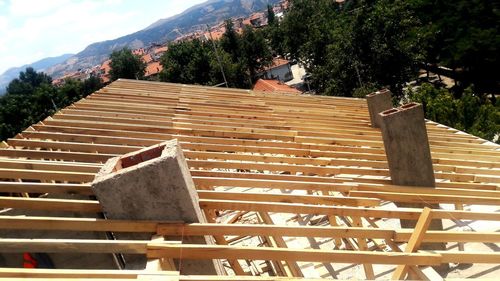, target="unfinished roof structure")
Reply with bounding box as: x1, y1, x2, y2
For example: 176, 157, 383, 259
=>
0, 79, 499, 280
